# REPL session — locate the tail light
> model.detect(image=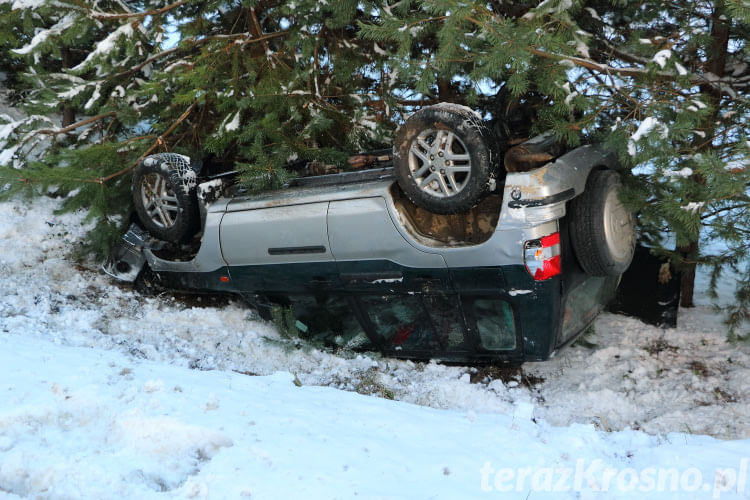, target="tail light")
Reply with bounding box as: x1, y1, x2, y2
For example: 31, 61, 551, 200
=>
524, 232, 562, 281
